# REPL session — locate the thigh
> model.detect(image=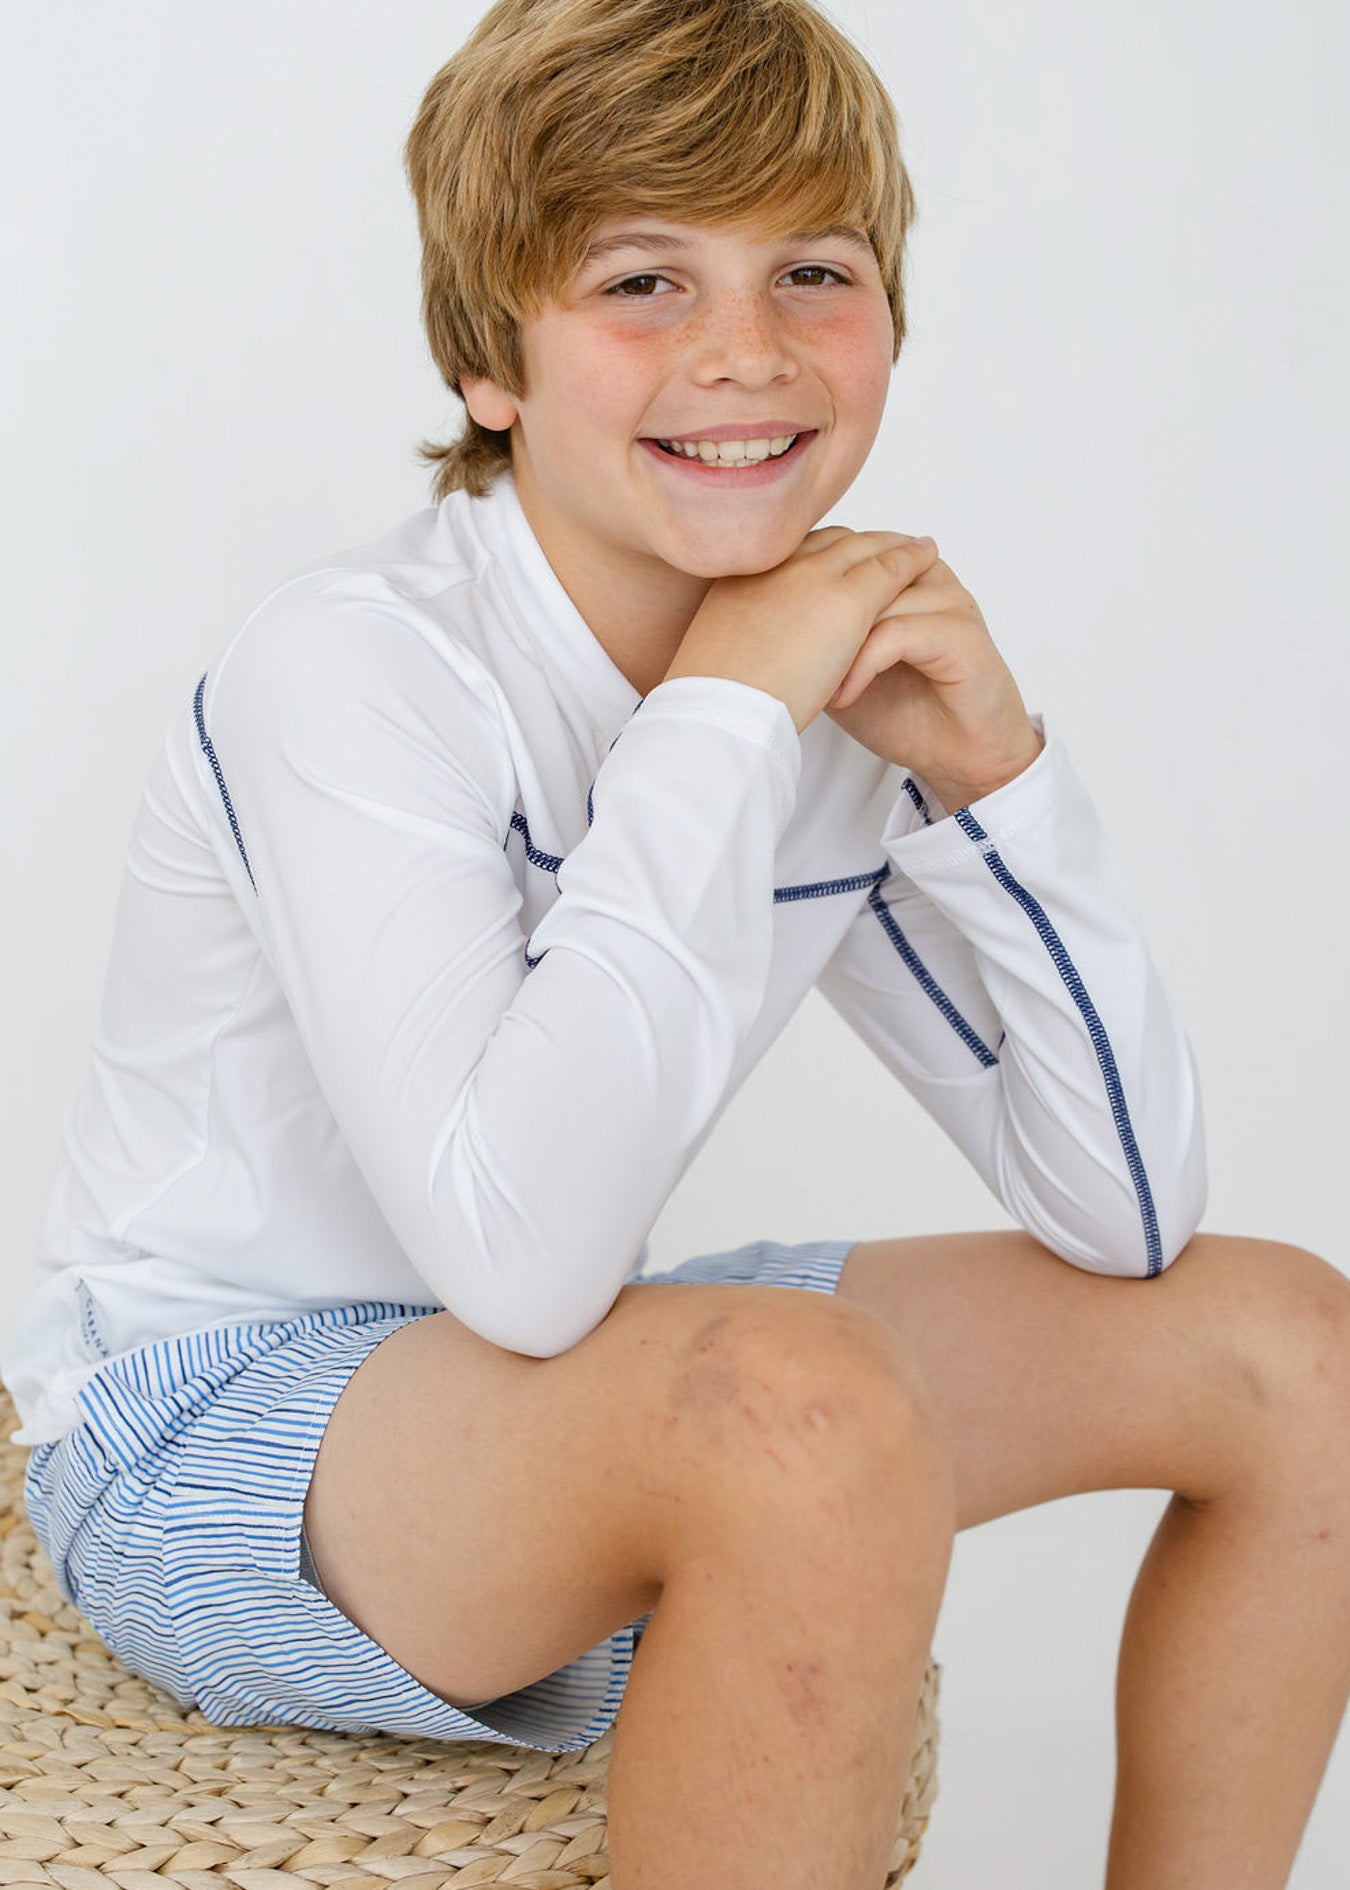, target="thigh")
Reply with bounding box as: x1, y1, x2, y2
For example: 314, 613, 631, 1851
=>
302, 1259, 915, 1712
836, 1228, 1350, 1531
